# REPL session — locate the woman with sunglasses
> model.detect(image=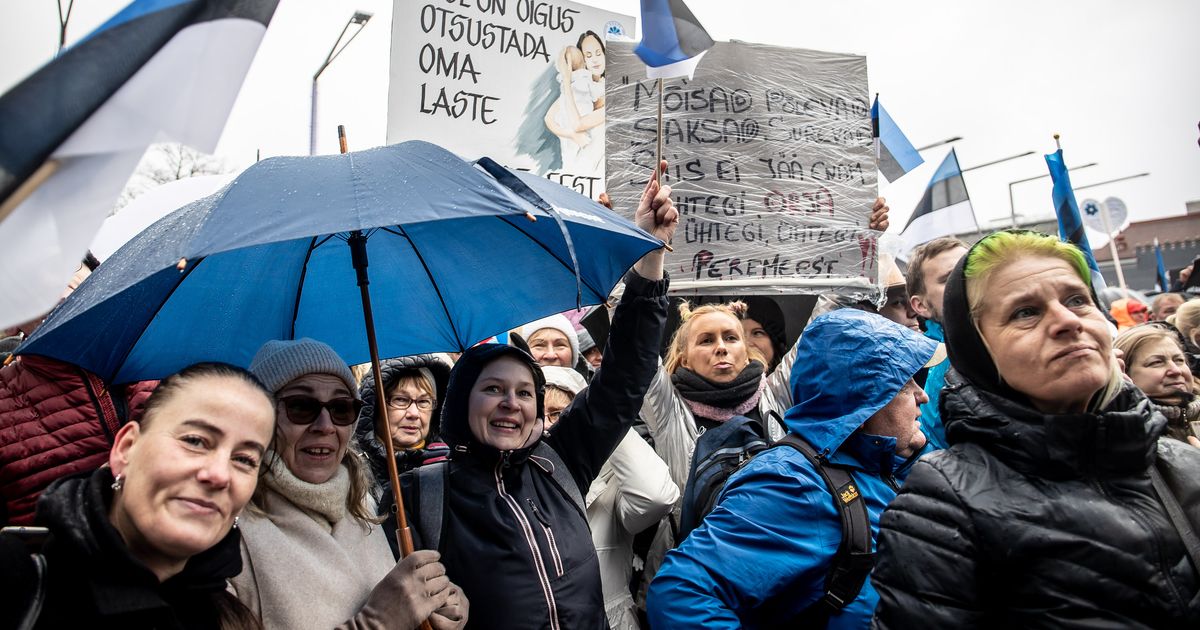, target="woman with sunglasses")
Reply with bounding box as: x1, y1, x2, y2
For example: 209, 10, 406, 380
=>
355, 355, 453, 489
231, 339, 467, 630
